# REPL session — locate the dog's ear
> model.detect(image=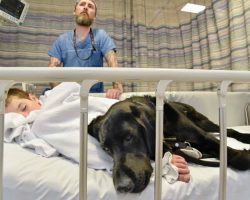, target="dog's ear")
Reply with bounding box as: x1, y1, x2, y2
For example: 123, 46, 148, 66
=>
88, 115, 103, 141
130, 104, 156, 159
130, 104, 141, 118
